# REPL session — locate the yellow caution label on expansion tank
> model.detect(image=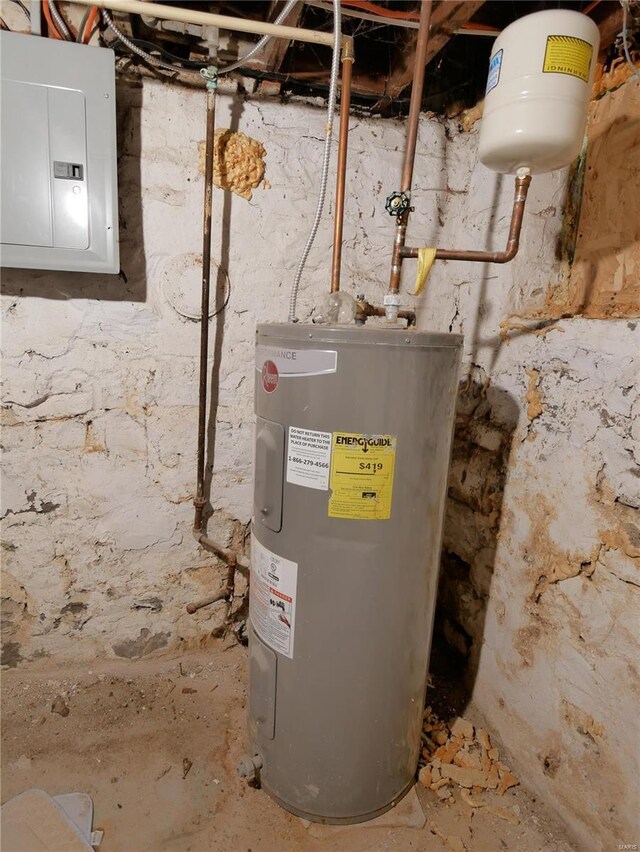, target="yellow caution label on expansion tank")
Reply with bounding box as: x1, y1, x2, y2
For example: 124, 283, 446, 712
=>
328, 433, 397, 520
542, 35, 592, 82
